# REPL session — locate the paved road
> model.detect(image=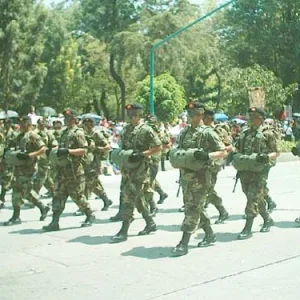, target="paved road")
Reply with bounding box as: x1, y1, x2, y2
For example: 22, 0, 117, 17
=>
1, 159, 300, 300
